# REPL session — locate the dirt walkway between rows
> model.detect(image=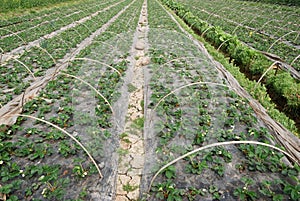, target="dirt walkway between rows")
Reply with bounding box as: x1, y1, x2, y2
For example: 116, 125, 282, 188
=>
116, 1, 149, 200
